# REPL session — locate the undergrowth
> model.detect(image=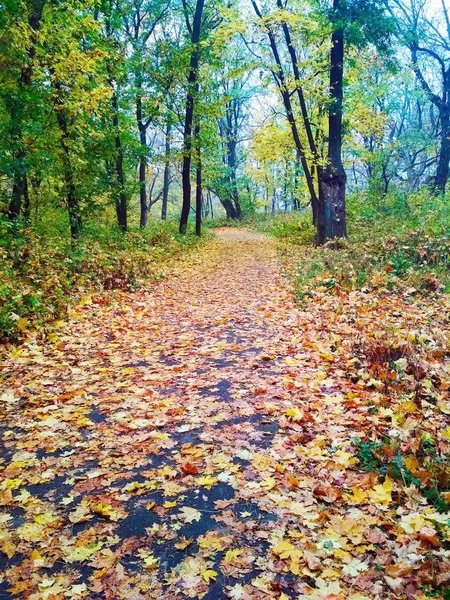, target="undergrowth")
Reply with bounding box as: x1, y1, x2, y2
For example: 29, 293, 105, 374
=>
269, 189, 450, 298
271, 188, 450, 566
0, 215, 200, 343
